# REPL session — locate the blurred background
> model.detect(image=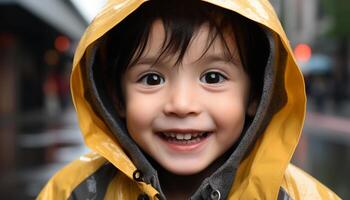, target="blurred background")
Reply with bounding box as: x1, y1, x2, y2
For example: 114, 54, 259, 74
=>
0, 0, 349, 199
